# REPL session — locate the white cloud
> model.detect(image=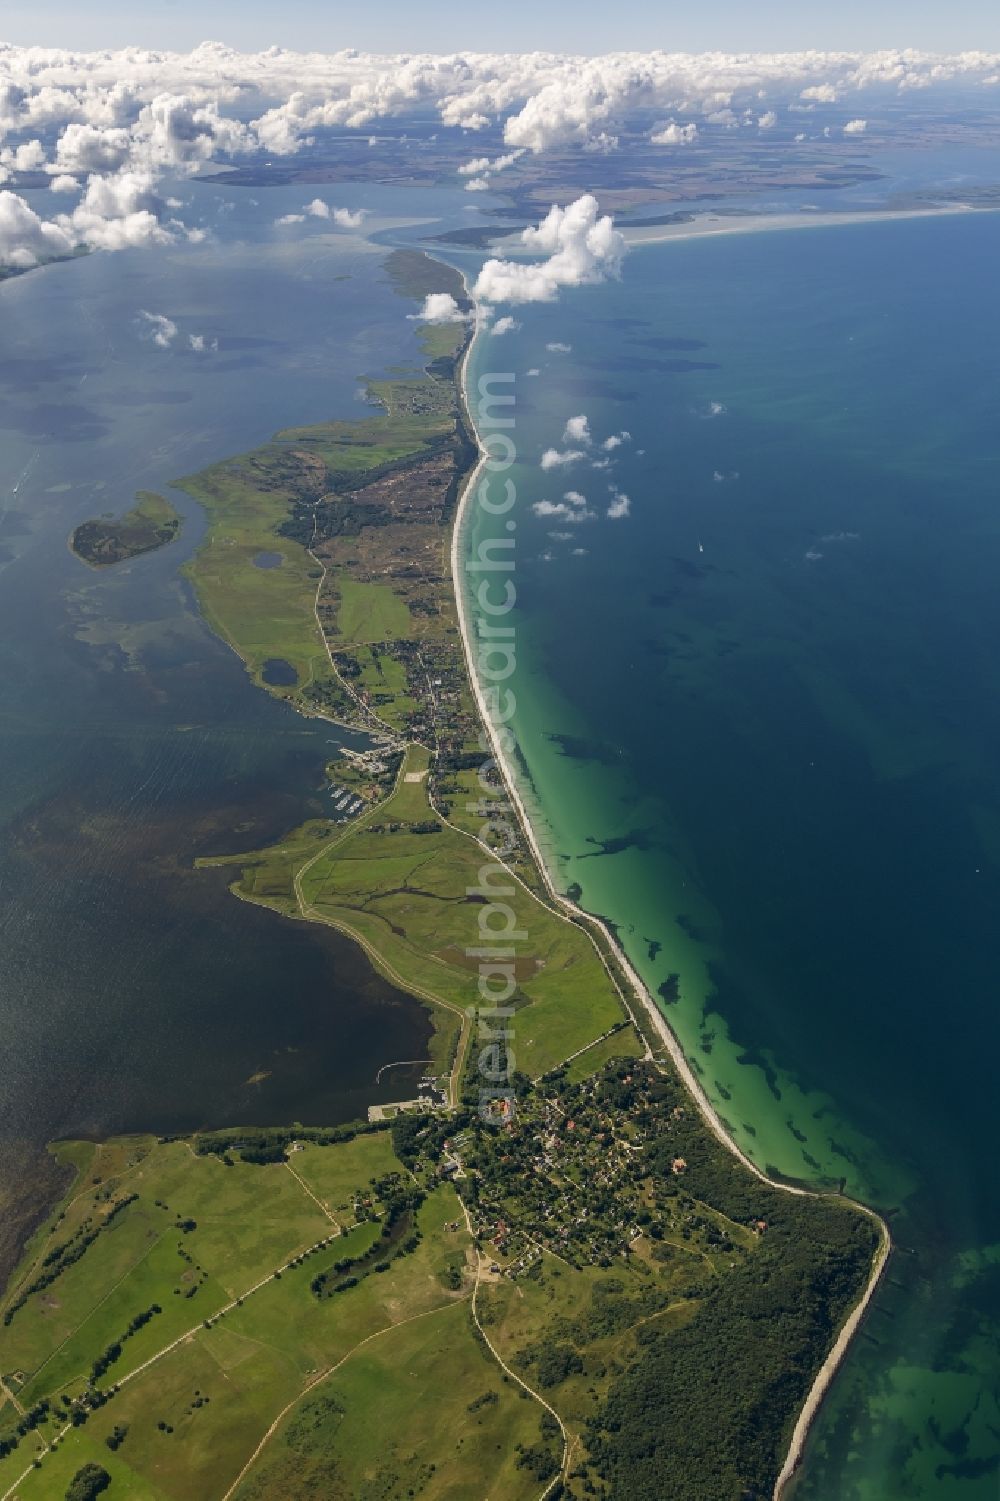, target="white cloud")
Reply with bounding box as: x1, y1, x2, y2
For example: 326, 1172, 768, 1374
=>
138, 309, 178, 348
532, 490, 595, 521
563, 414, 591, 445
651, 120, 698, 145
0, 138, 46, 171
473, 194, 625, 306
0, 190, 74, 267
49, 174, 80, 194
275, 212, 305, 224
602, 430, 631, 450
304, 198, 367, 226
844, 118, 868, 134
540, 447, 586, 470
0, 45, 994, 269
52, 123, 131, 175
606, 487, 631, 519
189, 332, 218, 352
546, 342, 571, 354
69, 171, 172, 251
526, 367, 540, 376
409, 291, 468, 324
491, 315, 520, 335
